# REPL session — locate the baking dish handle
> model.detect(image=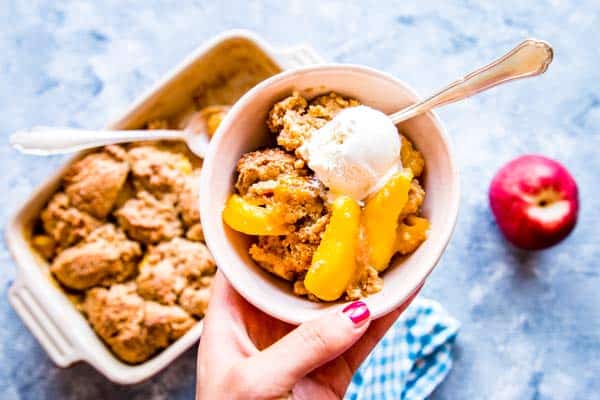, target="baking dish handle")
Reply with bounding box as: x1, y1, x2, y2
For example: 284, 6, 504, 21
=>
8, 280, 80, 367
274, 45, 325, 68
